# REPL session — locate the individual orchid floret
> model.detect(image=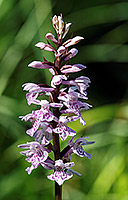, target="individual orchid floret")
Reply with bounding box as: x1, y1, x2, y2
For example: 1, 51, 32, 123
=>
22, 83, 54, 105
47, 159, 74, 186
26, 92, 40, 105
35, 42, 55, 52
66, 136, 95, 159
28, 61, 55, 69
63, 36, 84, 48
52, 15, 64, 38
33, 122, 53, 143
56, 46, 66, 56
52, 14, 71, 39
18, 141, 50, 174
53, 116, 76, 141
62, 22, 72, 39
22, 83, 54, 93
51, 75, 67, 88
45, 33, 58, 43
39, 100, 63, 108
58, 88, 91, 125
62, 76, 91, 96
64, 48, 78, 61
60, 64, 86, 74
20, 101, 59, 137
